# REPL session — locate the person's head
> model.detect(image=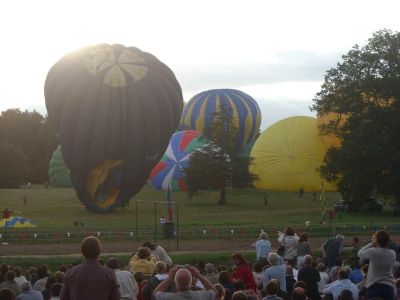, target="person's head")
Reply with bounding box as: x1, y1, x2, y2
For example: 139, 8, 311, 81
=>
154, 261, 167, 274
50, 283, 62, 297
142, 241, 156, 251
232, 253, 246, 265
232, 291, 247, 300
58, 265, 67, 273
175, 268, 192, 291
253, 262, 263, 273
5, 271, 15, 282
133, 272, 144, 283
338, 289, 354, 300
284, 227, 295, 236
13, 267, 22, 277
214, 284, 225, 299
374, 230, 390, 248
336, 234, 345, 241
259, 232, 268, 240
0, 264, 8, 274
352, 237, 359, 245
338, 267, 351, 280
21, 281, 32, 293
0, 289, 15, 300
106, 257, 119, 270
268, 252, 280, 266
286, 266, 293, 276
205, 263, 217, 274
292, 287, 307, 300
45, 276, 56, 289
293, 281, 307, 292
219, 271, 232, 285
233, 279, 245, 291
80, 236, 101, 259
316, 263, 326, 272
266, 280, 279, 295
298, 233, 308, 243
303, 255, 313, 267
54, 271, 64, 283
37, 265, 49, 279
137, 247, 151, 259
